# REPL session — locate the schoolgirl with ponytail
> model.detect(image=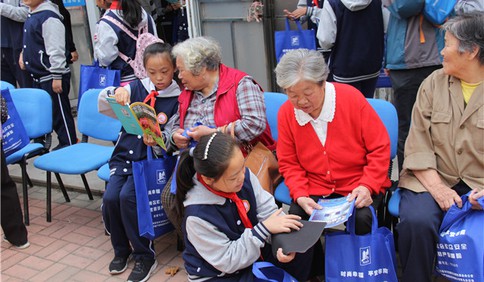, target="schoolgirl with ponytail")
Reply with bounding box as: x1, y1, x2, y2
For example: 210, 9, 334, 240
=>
174, 133, 316, 281
94, 0, 158, 85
